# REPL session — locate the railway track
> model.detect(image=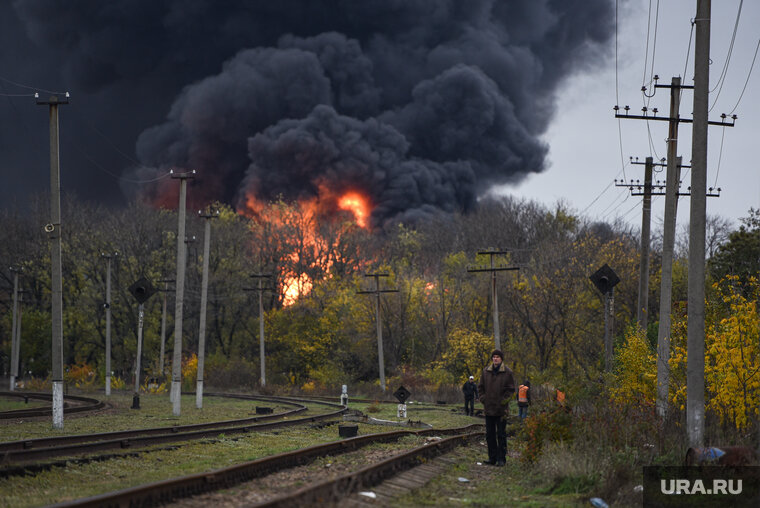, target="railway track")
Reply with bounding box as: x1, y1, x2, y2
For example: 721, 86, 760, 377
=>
50, 424, 483, 508
0, 393, 344, 467
0, 391, 105, 419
